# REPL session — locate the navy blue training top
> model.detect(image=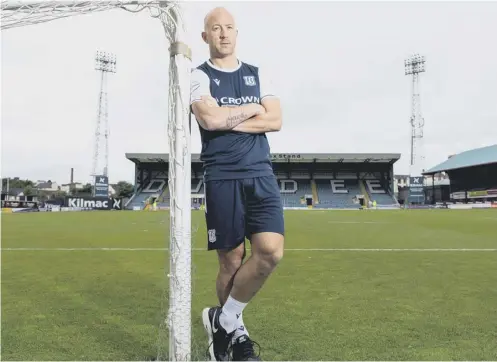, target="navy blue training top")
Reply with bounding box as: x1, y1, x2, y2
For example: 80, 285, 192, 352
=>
190, 60, 276, 182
